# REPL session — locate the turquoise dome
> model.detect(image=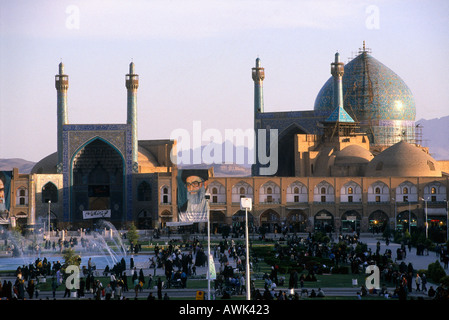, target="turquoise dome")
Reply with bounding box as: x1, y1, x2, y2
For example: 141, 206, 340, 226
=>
314, 51, 416, 146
